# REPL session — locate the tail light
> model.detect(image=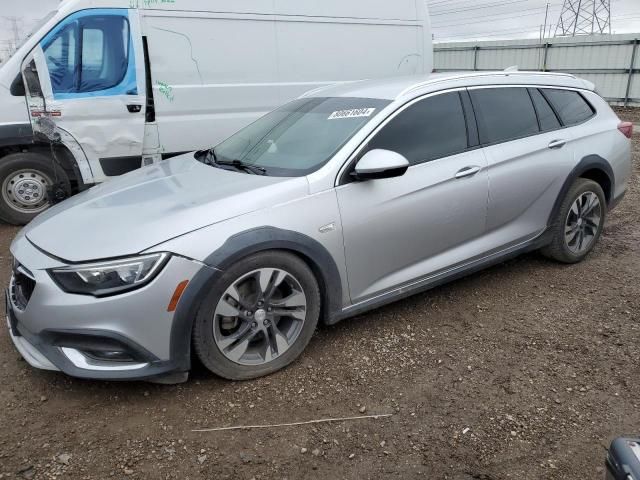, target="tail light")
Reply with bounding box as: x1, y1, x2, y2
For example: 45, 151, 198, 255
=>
618, 121, 633, 139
